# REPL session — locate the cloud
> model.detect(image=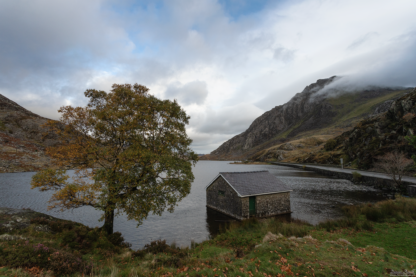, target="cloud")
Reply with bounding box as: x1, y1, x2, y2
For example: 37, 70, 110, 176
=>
0, 0, 416, 153
347, 32, 380, 51
196, 103, 264, 135
273, 46, 296, 62
165, 81, 209, 105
